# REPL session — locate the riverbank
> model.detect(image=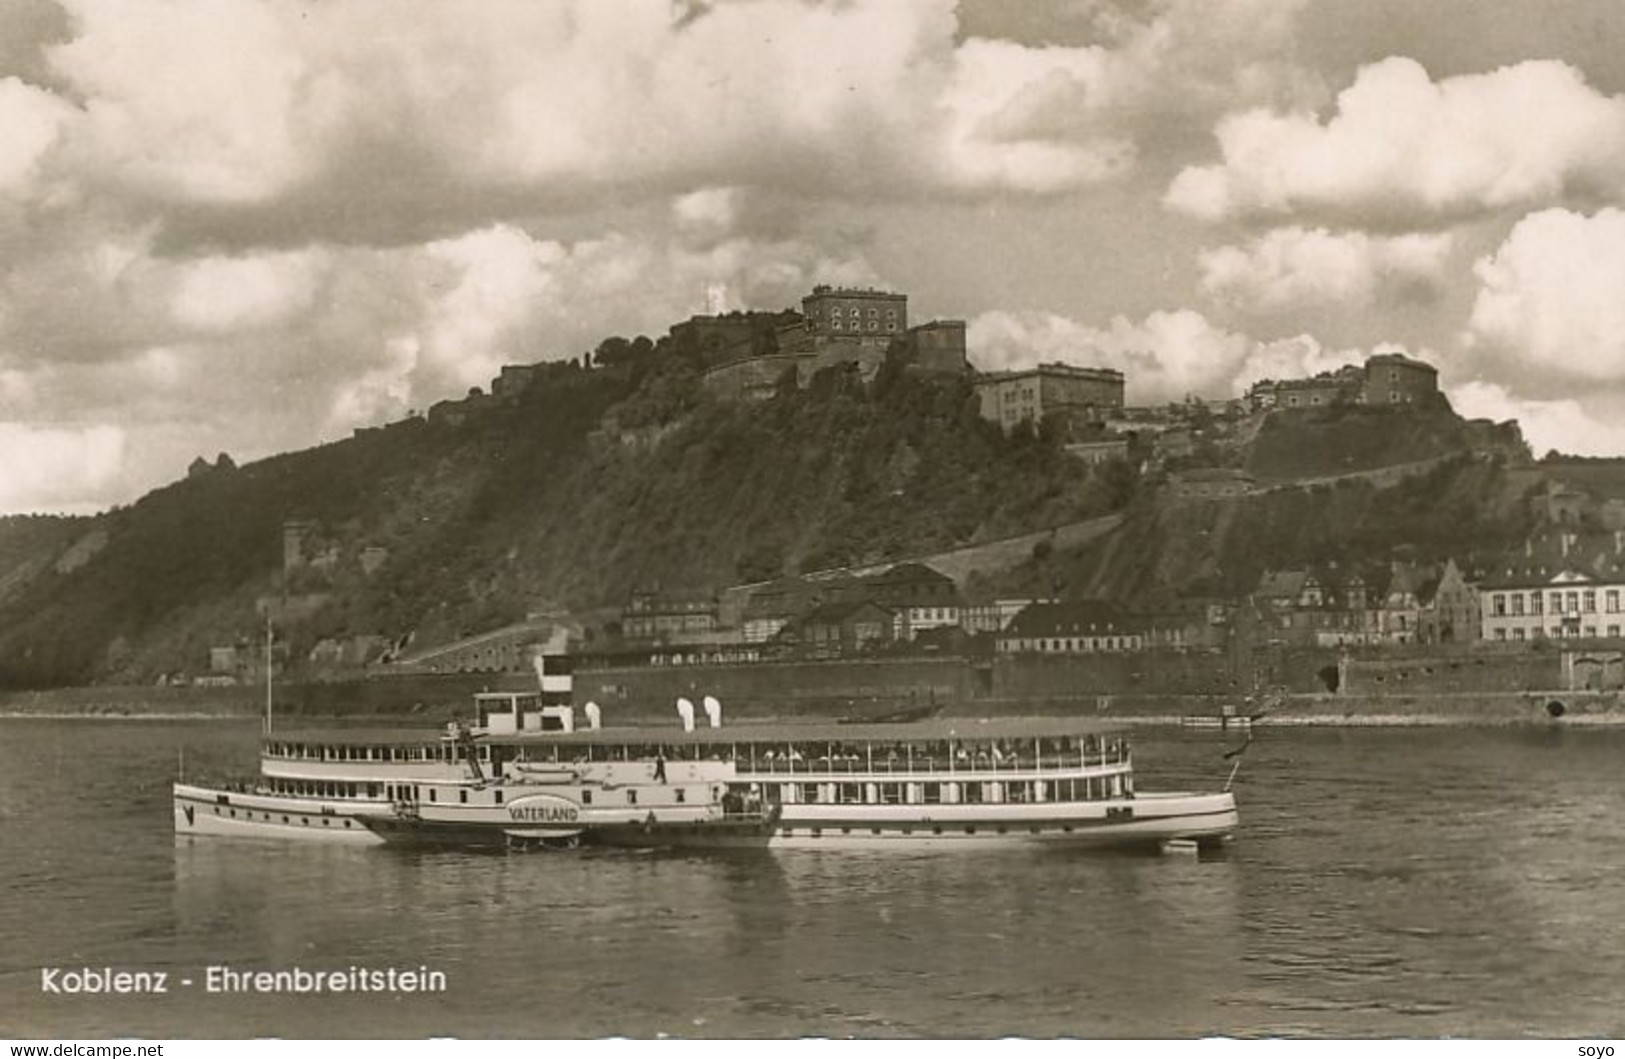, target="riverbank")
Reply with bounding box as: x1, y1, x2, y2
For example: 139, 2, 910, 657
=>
5, 684, 1624, 726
